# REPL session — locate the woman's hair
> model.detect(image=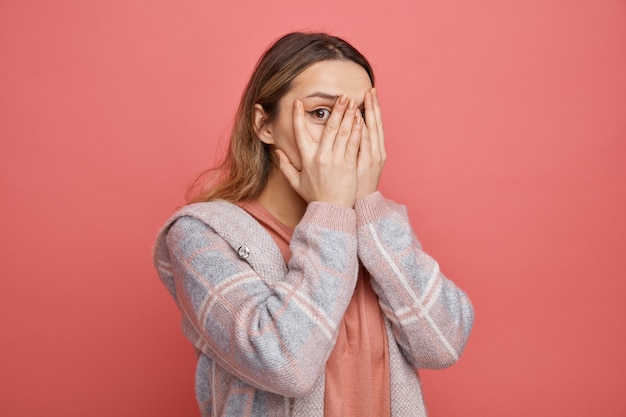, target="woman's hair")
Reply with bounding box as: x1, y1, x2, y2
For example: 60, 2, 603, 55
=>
187, 31, 375, 203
